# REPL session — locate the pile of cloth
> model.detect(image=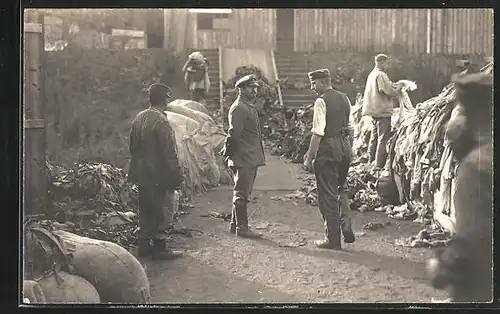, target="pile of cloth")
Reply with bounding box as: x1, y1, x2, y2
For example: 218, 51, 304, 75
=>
46, 160, 187, 251
351, 80, 417, 160
395, 225, 452, 248
165, 99, 235, 198
386, 63, 492, 223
